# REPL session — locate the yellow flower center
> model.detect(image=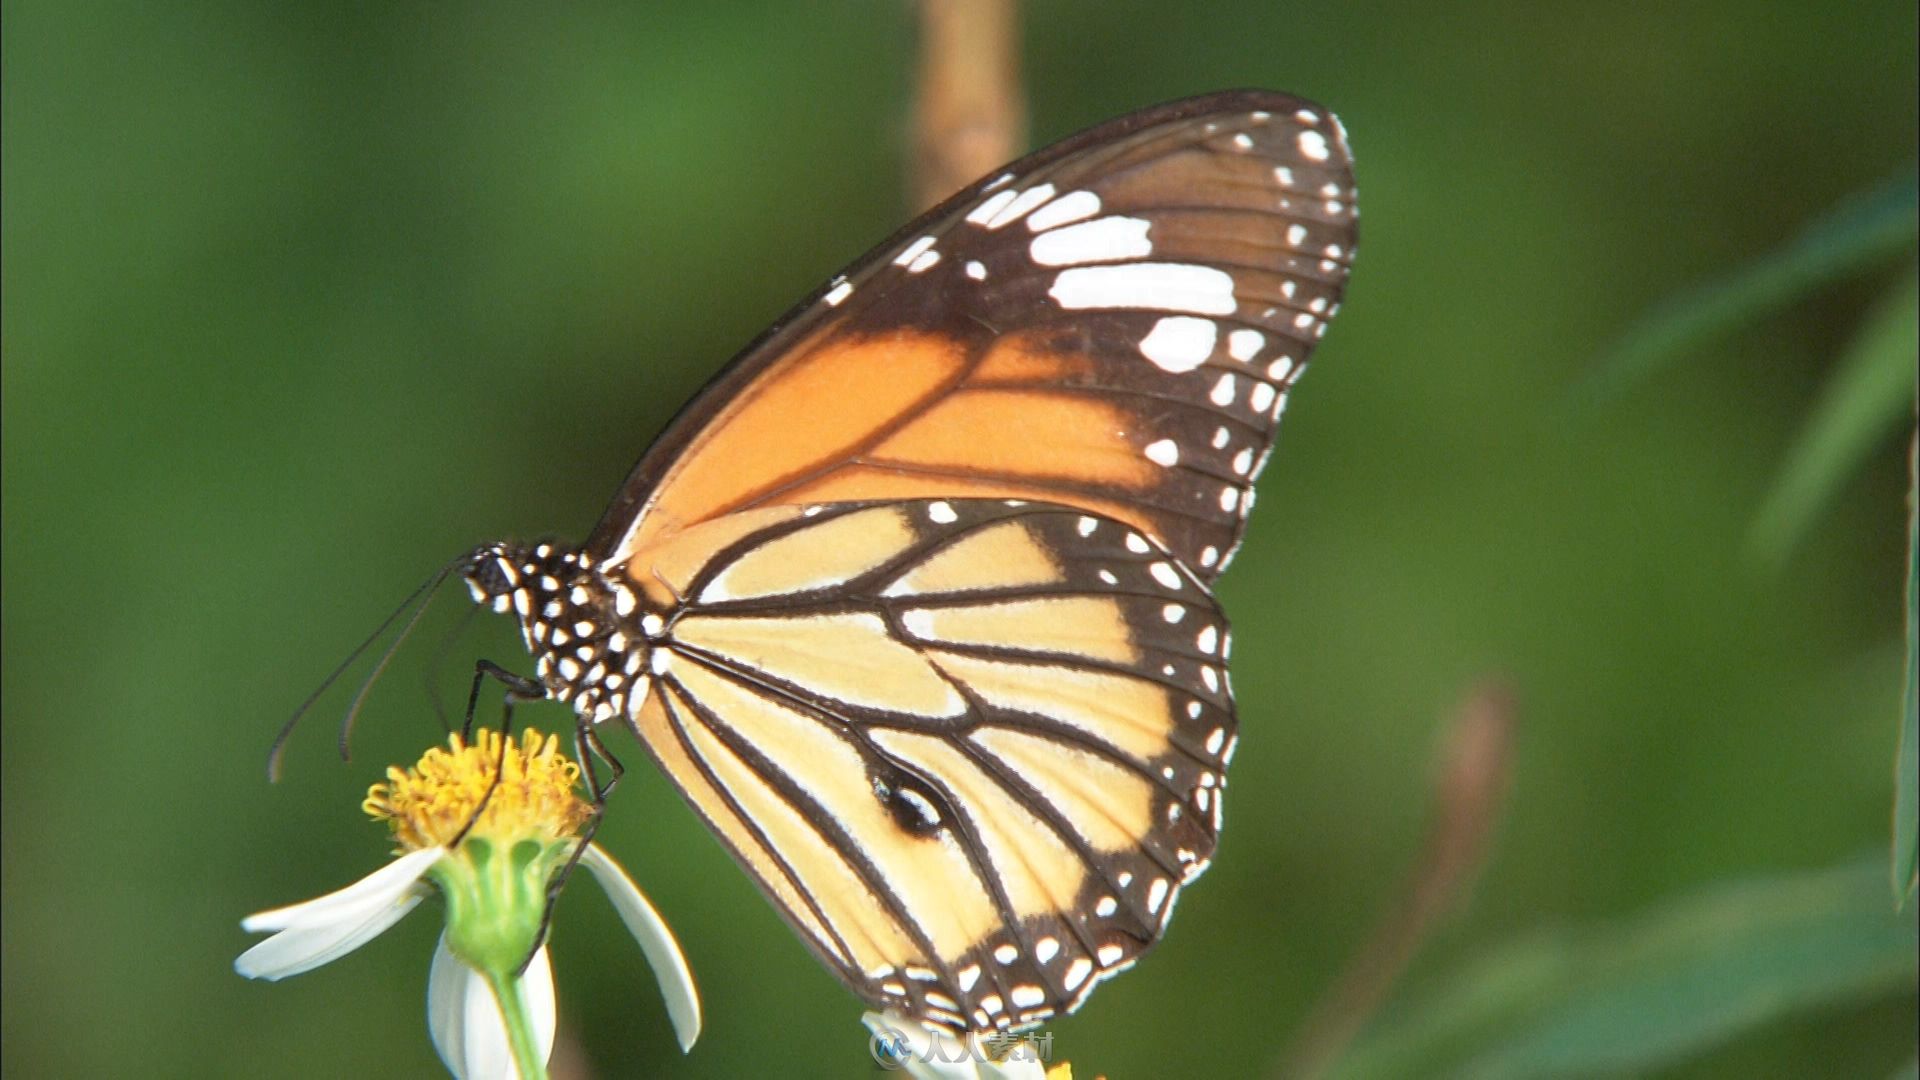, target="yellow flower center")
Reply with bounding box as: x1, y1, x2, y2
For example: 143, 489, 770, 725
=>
364, 729, 592, 851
